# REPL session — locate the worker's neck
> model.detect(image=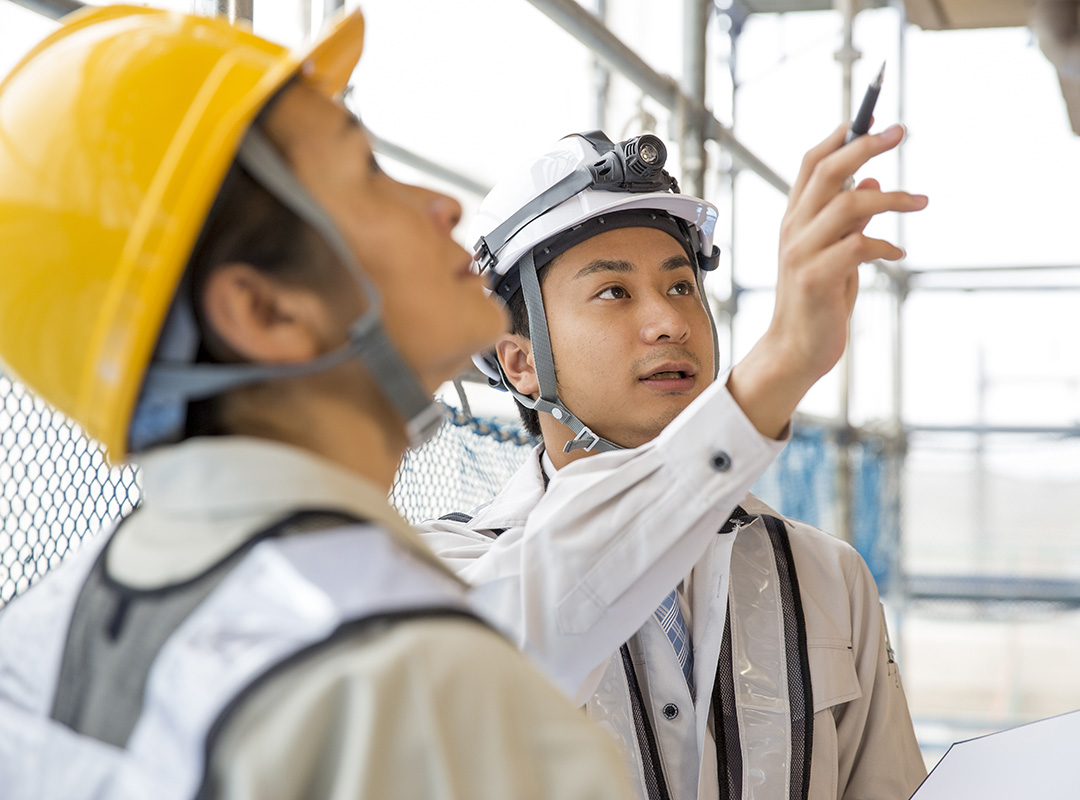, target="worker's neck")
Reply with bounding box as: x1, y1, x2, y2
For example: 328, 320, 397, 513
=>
225, 389, 409, 493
